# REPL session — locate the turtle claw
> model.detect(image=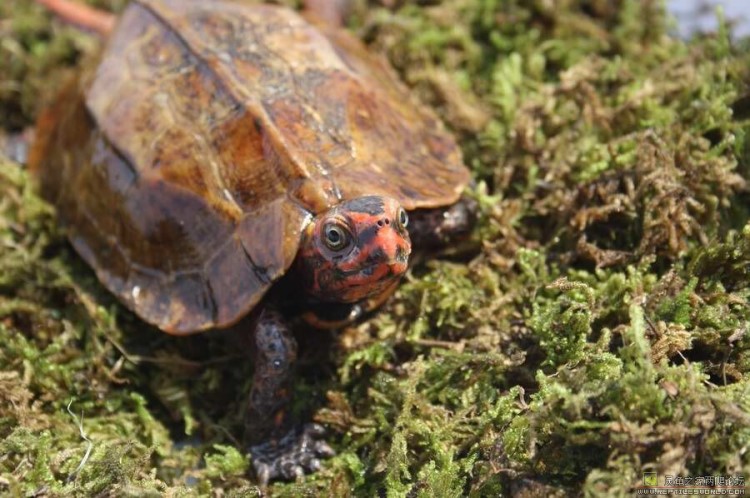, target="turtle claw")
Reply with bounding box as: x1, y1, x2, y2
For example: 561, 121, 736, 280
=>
255, 463, 272, 487
249, 423, 335, 485
313, 439, 336, 457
